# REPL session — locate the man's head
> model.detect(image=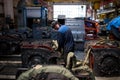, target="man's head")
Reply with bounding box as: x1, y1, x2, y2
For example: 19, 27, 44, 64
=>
51, 21, 60, 30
